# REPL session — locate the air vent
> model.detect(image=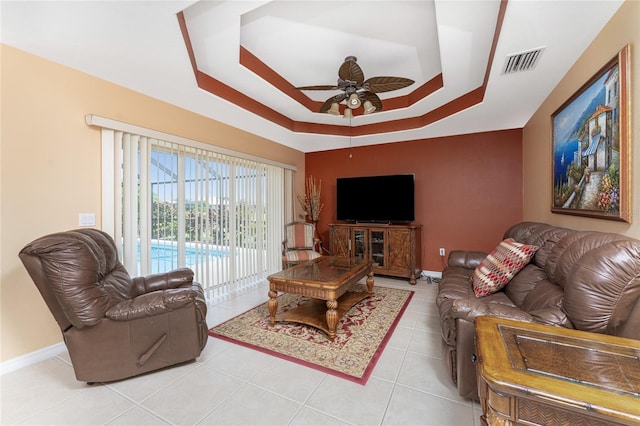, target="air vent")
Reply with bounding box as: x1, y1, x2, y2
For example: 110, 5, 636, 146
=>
502, 47, 545, 74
